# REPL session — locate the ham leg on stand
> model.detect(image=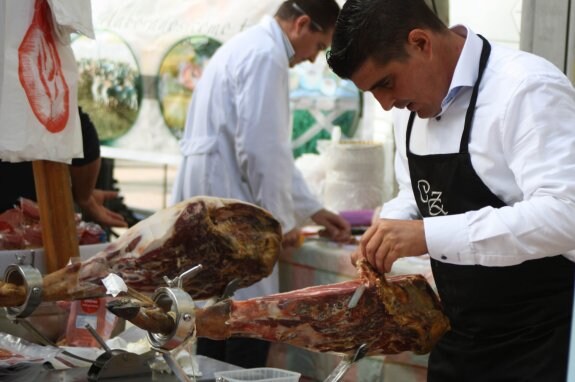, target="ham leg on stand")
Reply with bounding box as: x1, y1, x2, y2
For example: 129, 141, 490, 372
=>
110, 261, 450, 356
0, 197, 282, 306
